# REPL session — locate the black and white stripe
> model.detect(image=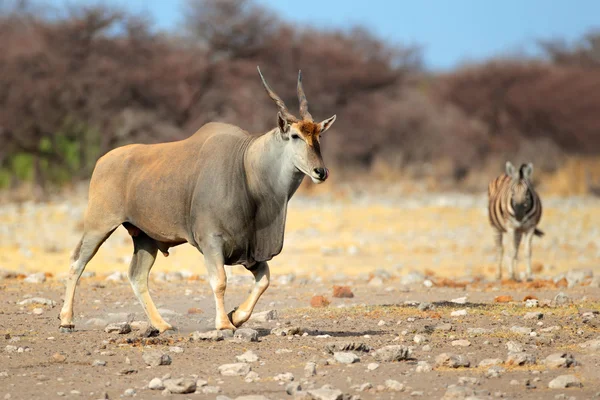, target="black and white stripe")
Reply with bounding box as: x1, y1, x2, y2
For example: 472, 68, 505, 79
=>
488, 161, 543, 280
